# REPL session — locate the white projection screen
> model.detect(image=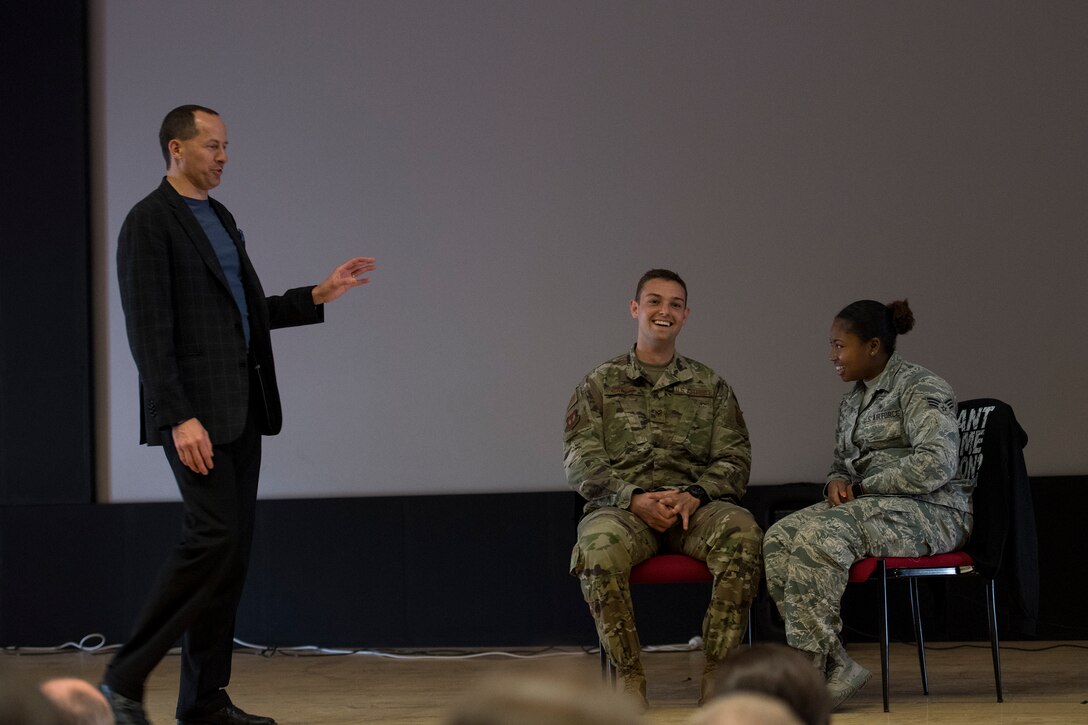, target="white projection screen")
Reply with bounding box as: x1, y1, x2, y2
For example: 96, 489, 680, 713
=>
92, 1, 1088, 502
